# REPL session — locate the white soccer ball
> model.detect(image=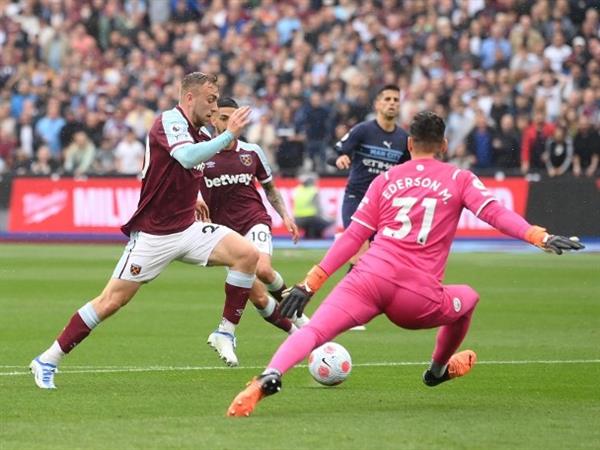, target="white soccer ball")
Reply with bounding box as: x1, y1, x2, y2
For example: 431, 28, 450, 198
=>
308, 342, 352, 386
